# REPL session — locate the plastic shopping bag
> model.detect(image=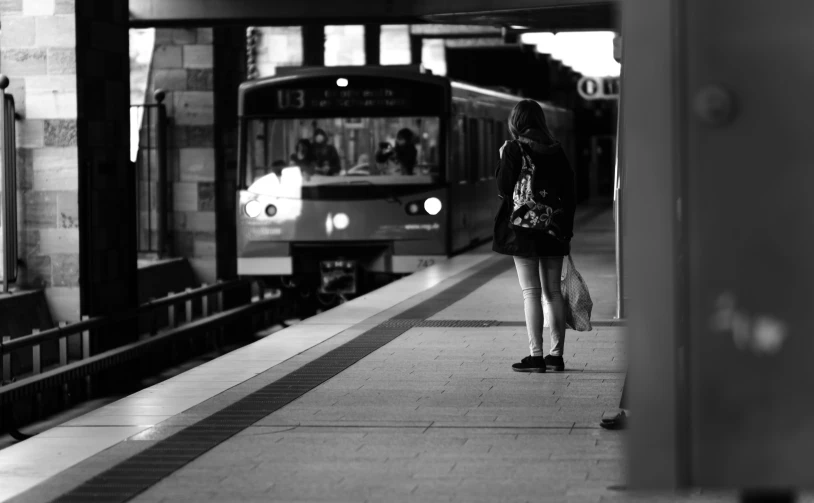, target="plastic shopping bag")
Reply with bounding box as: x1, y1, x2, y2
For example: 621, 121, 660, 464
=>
561, 255, 593, 331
